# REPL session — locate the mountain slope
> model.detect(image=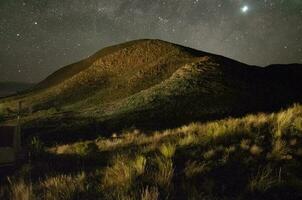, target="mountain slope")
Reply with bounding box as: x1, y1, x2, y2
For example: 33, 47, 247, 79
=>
0, 39, 302, 141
